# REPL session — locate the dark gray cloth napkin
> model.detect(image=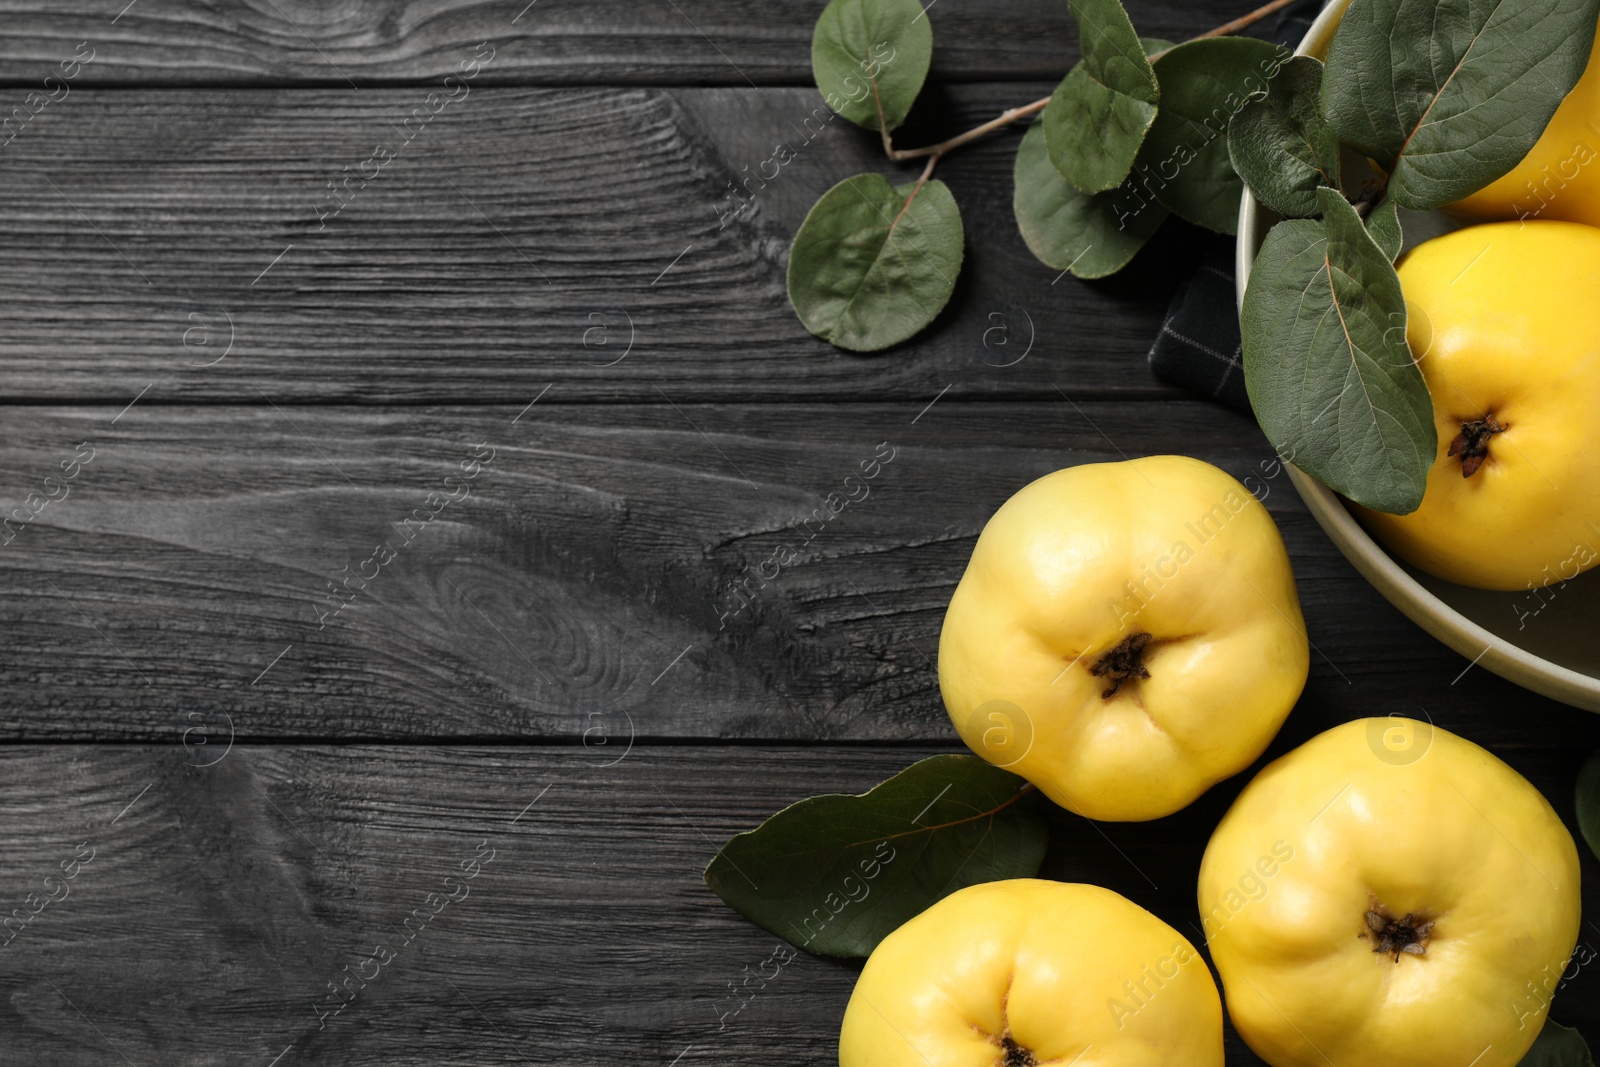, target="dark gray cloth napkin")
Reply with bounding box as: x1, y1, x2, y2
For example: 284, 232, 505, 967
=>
1146, 0, 1327, 413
